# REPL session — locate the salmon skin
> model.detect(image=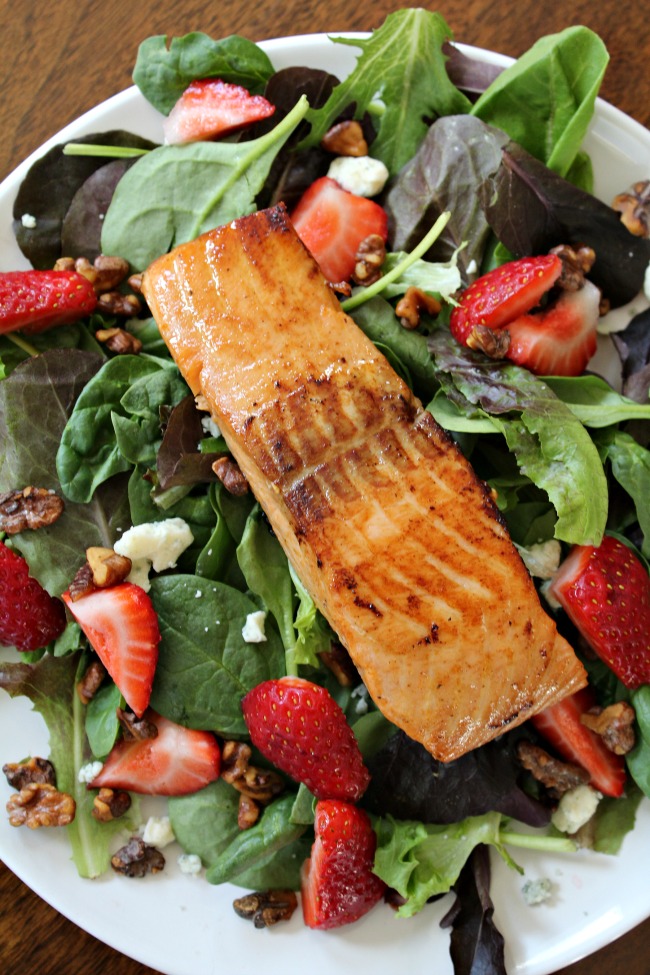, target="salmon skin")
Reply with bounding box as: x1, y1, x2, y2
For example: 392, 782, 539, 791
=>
142, 204, 586, 762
